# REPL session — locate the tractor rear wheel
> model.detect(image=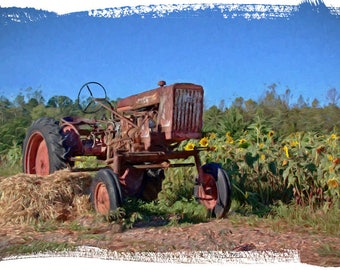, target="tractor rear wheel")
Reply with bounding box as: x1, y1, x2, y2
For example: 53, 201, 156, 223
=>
90, 169, 123, 216
23, 117, 68, 175
194, 162, 232, 218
